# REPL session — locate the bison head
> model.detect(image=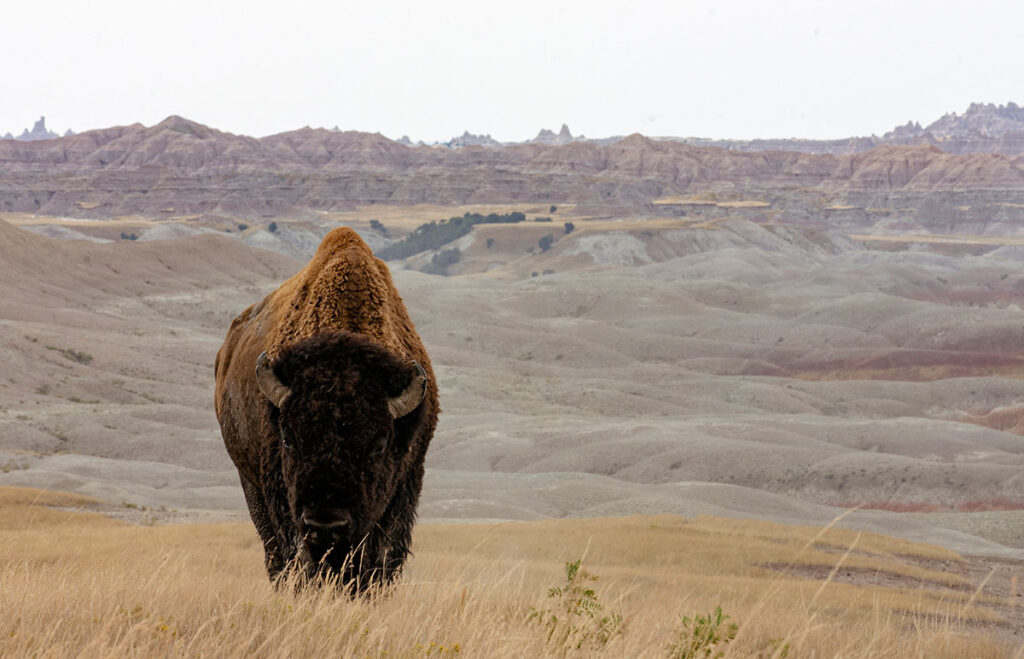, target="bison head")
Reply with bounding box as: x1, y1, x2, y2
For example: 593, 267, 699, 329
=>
254, 331, 426, 580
